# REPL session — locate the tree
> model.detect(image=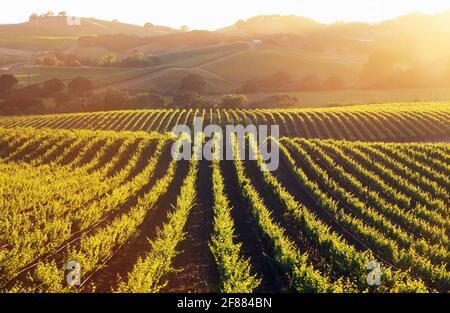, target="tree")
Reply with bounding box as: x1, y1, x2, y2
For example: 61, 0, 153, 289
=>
298, 74, 323, 91
144, 22, 154, 29
36, 54, 62, 66
99, 54, 118, 67
54, 93, 73, 110
220, 94, 248, 108
252, 94, 298, 108
444, 63, 450, 87
104, 88, 128, 110
1, 95, 42, 114
180, 25, 189, 32
29, 14, 38, 21
234, 19, 246, 28
45, 11, 55, 17
241, 71, 292, 93
324, 76, 345, 90
66, 58, 82, 67
58, 11, 67, 17
68, 77, 93, 97
172, 91, 208, 108
41, 79, 65, 97
82, 93, 104, 112
360, 51, 401, 87
146, 92, 166, 108
180, 74, 206, 93
17, 84, 42, 98
120, 53, 160, 67
271, 71, 292, 86
0, 74, 19, 97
